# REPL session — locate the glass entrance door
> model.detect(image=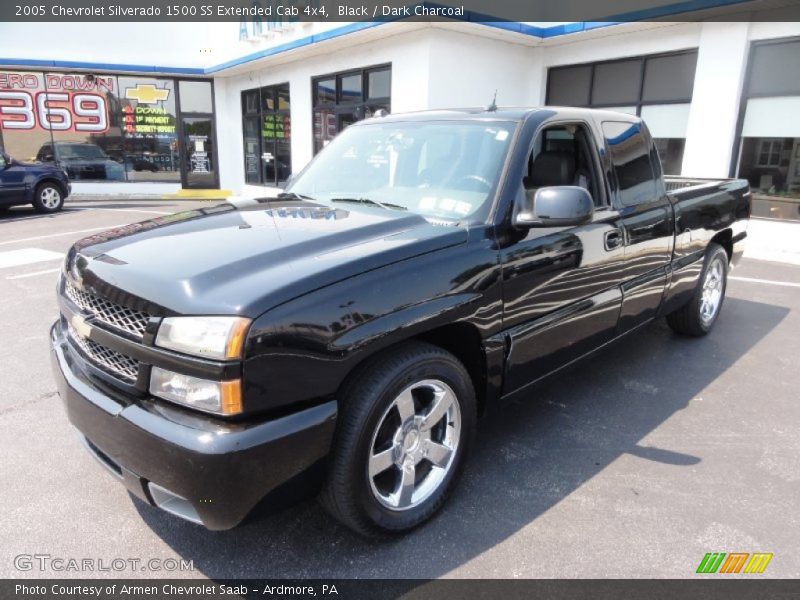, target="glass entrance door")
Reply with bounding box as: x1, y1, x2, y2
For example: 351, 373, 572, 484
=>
181, 116, 216, 188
